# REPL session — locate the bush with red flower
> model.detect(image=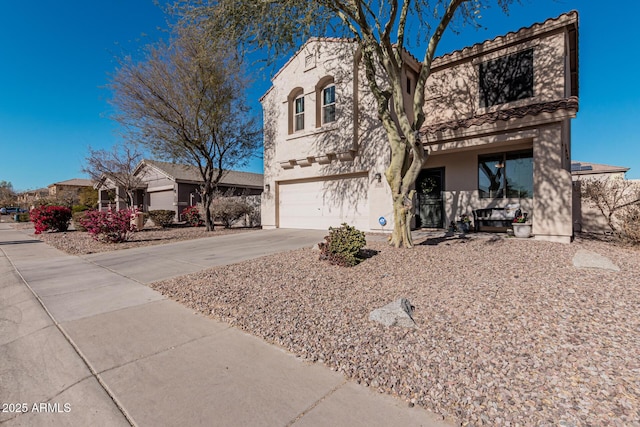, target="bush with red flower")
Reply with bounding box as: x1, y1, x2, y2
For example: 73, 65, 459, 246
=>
182, 205, 204, 227
80, 209, 137, 243
30, 205, 72, 234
